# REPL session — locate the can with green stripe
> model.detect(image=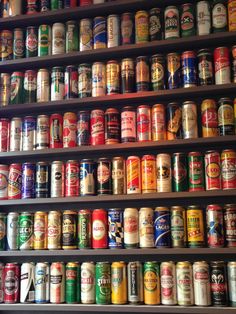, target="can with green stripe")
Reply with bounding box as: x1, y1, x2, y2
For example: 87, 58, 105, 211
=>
51, 0, 63, 10
10, 72, 24, 105
143, 261, 160, 305
0, 213, 7, 250
66, 21, 79, 53
66, 262, 81, 303
95, 262, 111, 304
38, 25, 52, 57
